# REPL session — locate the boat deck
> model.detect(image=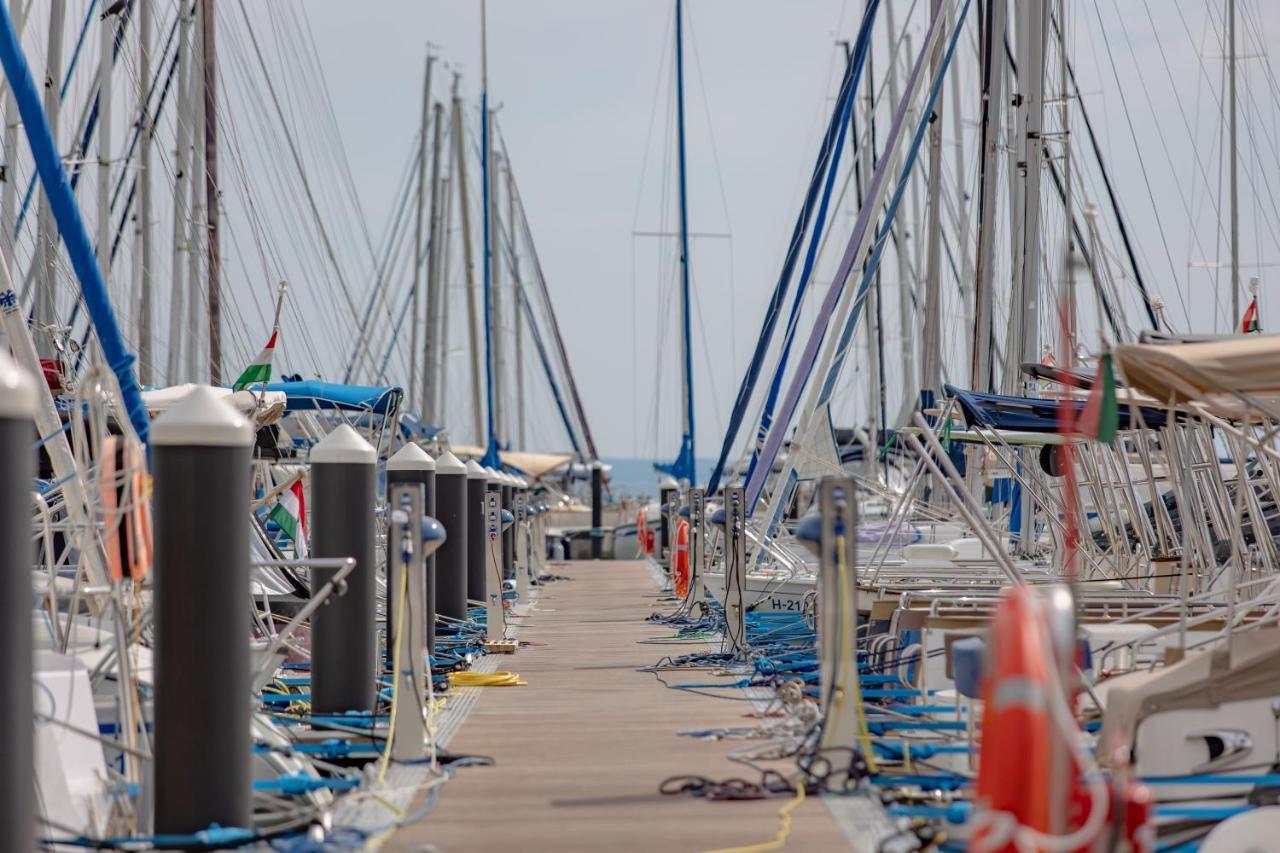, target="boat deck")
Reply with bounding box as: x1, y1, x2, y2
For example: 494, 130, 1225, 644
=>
387, 559, 847, 852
